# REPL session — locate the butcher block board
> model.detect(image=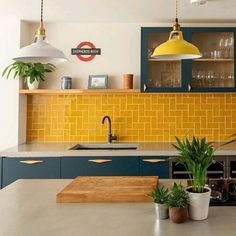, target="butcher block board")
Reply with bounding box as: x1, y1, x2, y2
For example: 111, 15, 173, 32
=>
56, 176, 158, 203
